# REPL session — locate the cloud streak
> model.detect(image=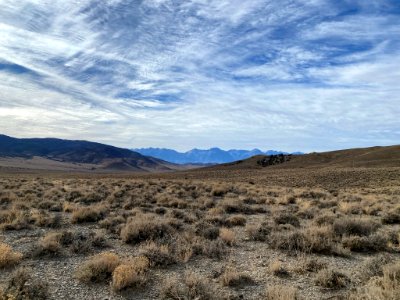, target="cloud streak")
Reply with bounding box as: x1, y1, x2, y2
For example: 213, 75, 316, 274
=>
0, 0, 399, 152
